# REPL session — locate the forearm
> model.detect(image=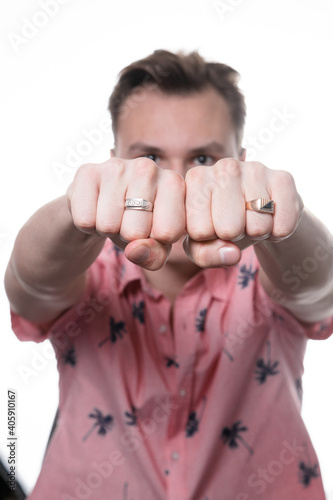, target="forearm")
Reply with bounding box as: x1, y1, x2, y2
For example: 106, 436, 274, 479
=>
5, 195, 106, 322
255, 208, 333, 322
